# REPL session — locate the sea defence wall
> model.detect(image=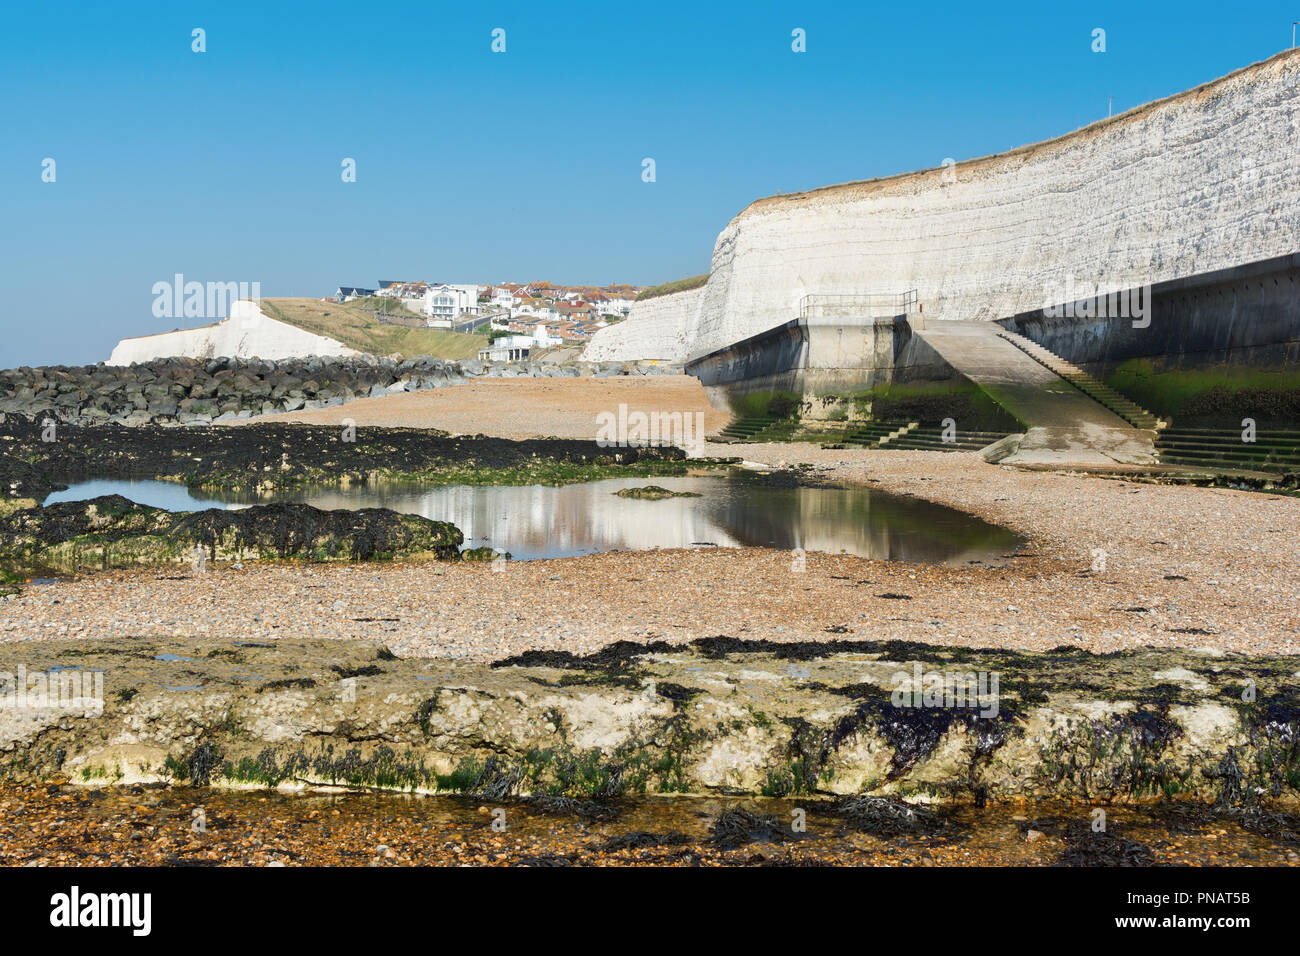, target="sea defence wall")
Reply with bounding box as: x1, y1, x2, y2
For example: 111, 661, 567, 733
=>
998, 252, 1300, 376
108, 301, 359, 364
587, 50, 1300, 366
